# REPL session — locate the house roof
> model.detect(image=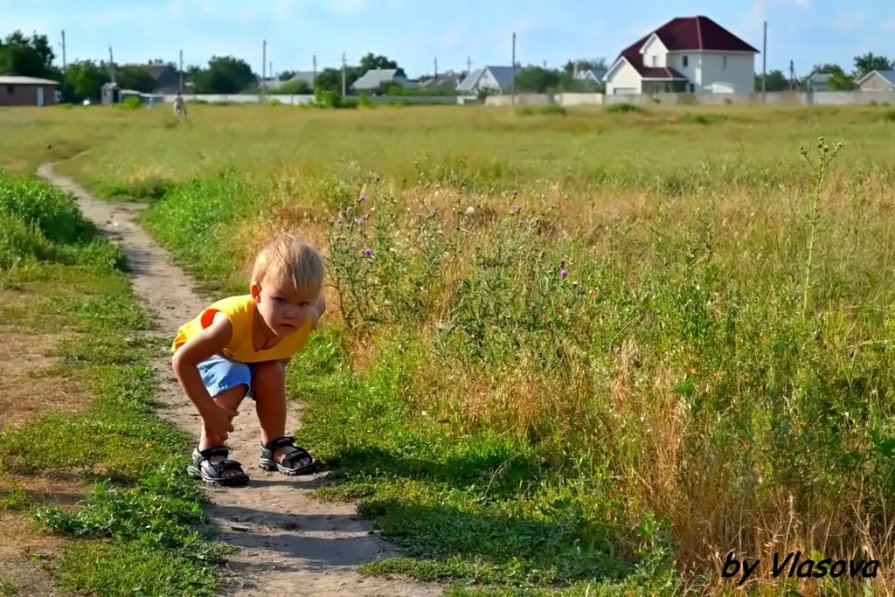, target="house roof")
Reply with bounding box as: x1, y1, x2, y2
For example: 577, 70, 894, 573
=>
0, 75, 59, 86
419, 72, 463, 88
354, 68, 406, 89
145, 63, 176, 79
641, 66, 688, 80
288, 71, 316, 85
612, 16, 758, 78
855, 69, 895, 88
456, 66, 515, 92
